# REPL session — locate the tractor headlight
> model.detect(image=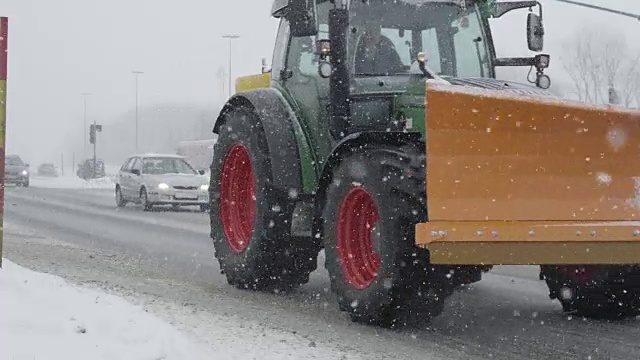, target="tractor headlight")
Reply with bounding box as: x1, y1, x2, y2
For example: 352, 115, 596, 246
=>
158, 183, 170, 190
21, 170, 28, 176
200, 184, 209, 191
